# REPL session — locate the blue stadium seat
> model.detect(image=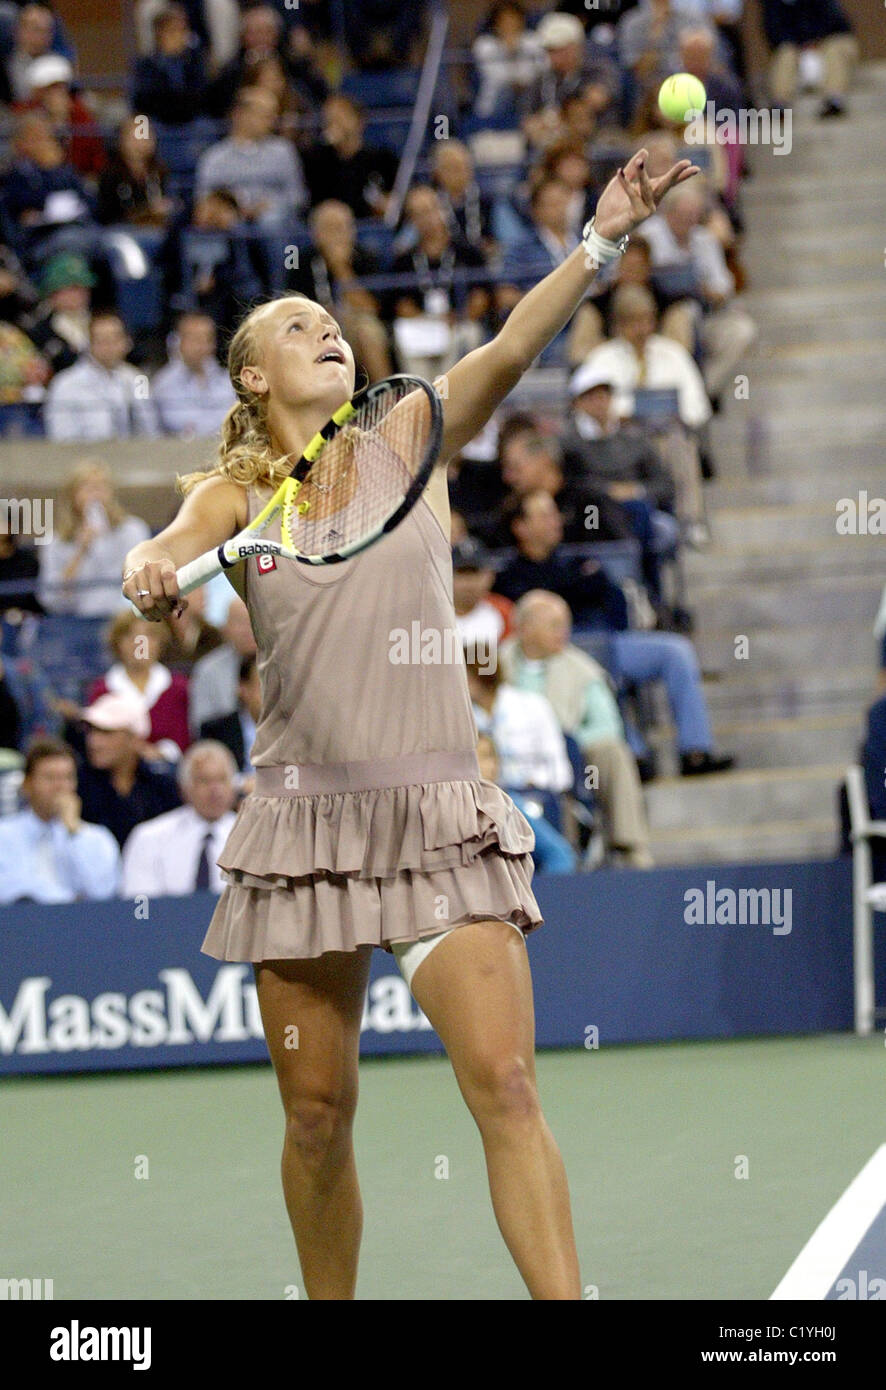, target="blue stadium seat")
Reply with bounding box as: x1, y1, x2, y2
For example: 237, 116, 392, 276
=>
354, 220, 396, 268
341, 70, 420, 109
0, 404, 45, 438
363, 111, 412, 154
30, 616, 109, 703
153, 118, 225, 178
105, 226, 167, 335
